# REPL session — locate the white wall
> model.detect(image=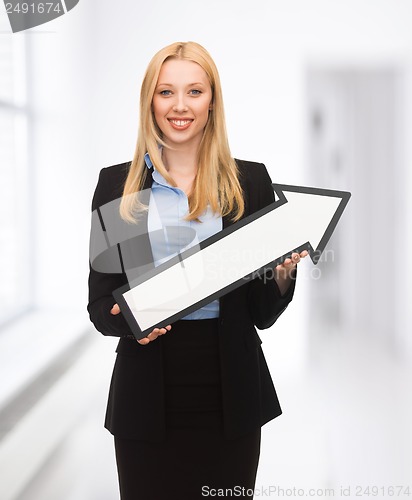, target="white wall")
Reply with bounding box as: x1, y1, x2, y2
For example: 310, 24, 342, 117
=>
28, 0, 97, 311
